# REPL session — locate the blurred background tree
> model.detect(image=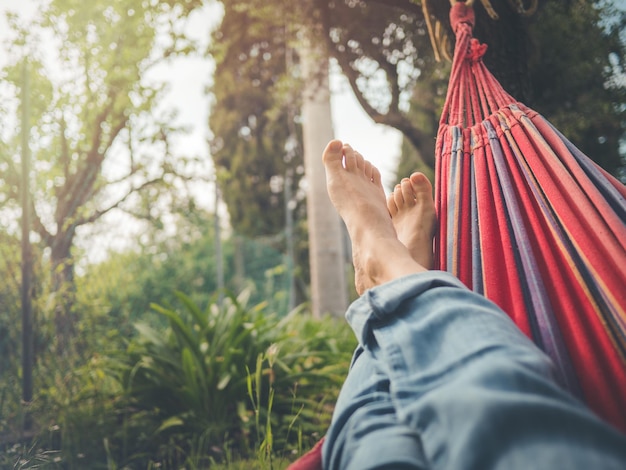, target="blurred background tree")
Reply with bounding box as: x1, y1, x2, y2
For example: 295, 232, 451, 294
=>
0, 0, 208, 350
209, 2, 304, 239
209, 1, 311, 306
